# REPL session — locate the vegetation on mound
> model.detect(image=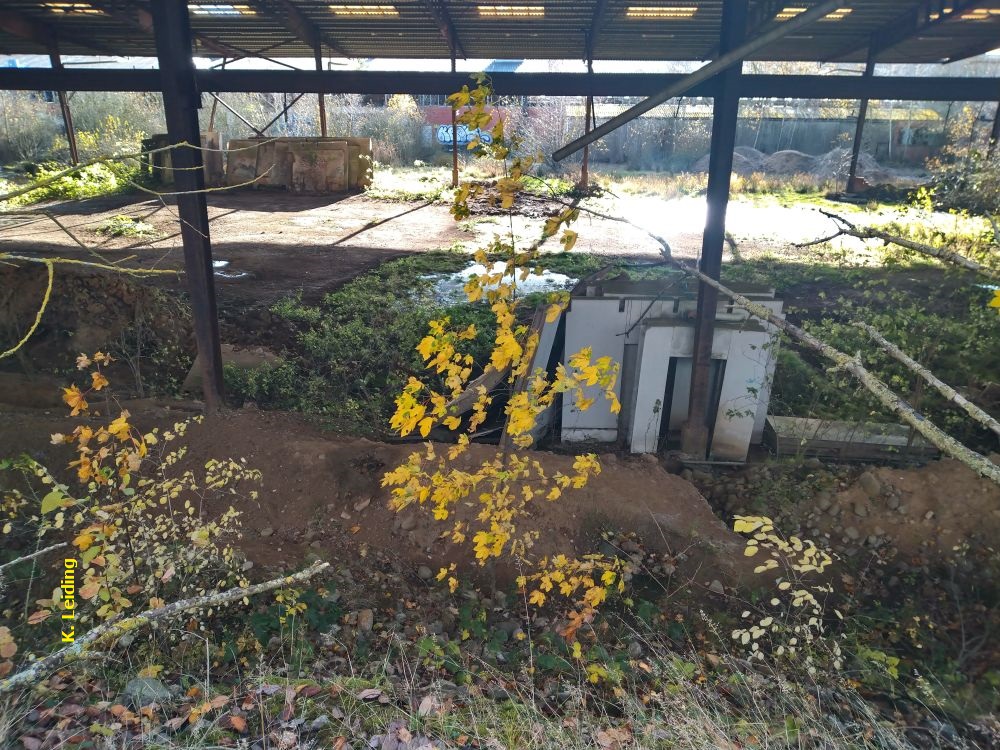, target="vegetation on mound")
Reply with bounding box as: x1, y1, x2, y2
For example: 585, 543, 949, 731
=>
722, 255, 1000, 453
225, 250, 609, 434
